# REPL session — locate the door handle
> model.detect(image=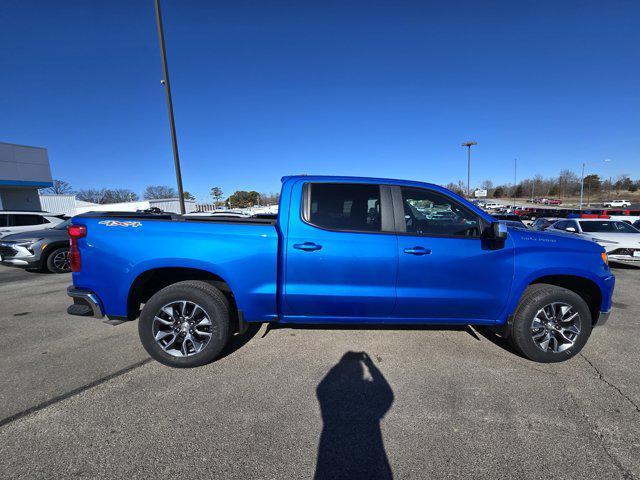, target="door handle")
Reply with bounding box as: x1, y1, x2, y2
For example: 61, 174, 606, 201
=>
403, 246, 431, 255
293, 242, 322, 252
